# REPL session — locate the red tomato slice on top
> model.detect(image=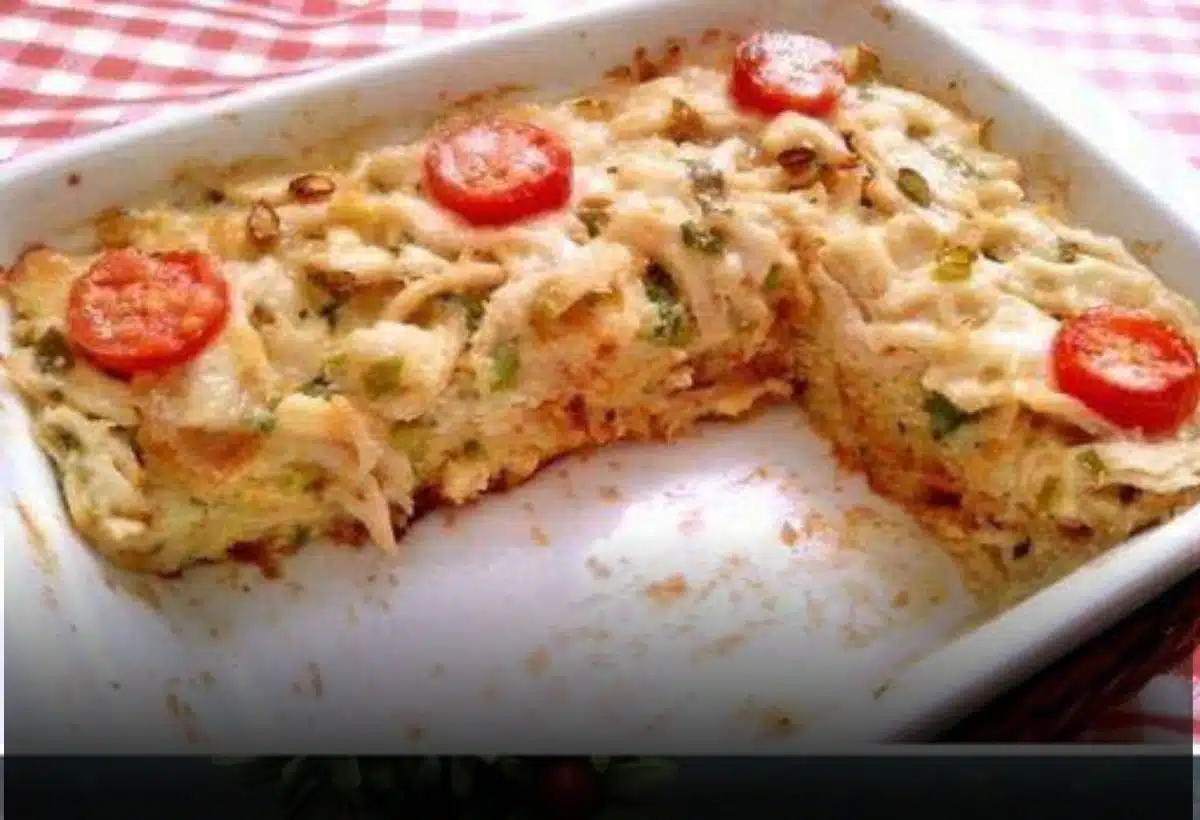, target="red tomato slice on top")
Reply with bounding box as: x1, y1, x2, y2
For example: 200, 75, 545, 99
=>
66, 248, 230, 376
731, 31, 847, 117
1052, 307, 1200, 436
422, 118, 573, 228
